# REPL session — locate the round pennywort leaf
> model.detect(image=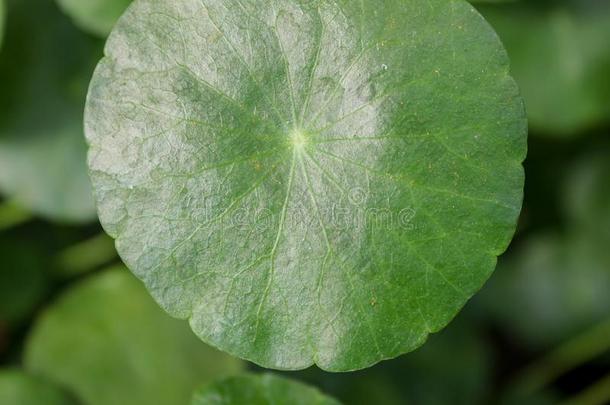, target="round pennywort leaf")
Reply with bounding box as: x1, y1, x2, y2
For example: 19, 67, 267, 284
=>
86, 0, 526, 371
